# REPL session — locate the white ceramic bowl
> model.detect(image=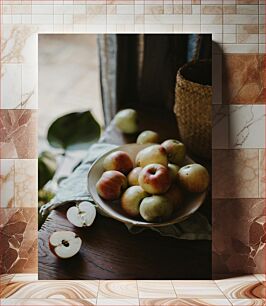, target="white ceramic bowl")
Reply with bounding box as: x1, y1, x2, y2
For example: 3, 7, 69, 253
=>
87, 144, 207, 227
